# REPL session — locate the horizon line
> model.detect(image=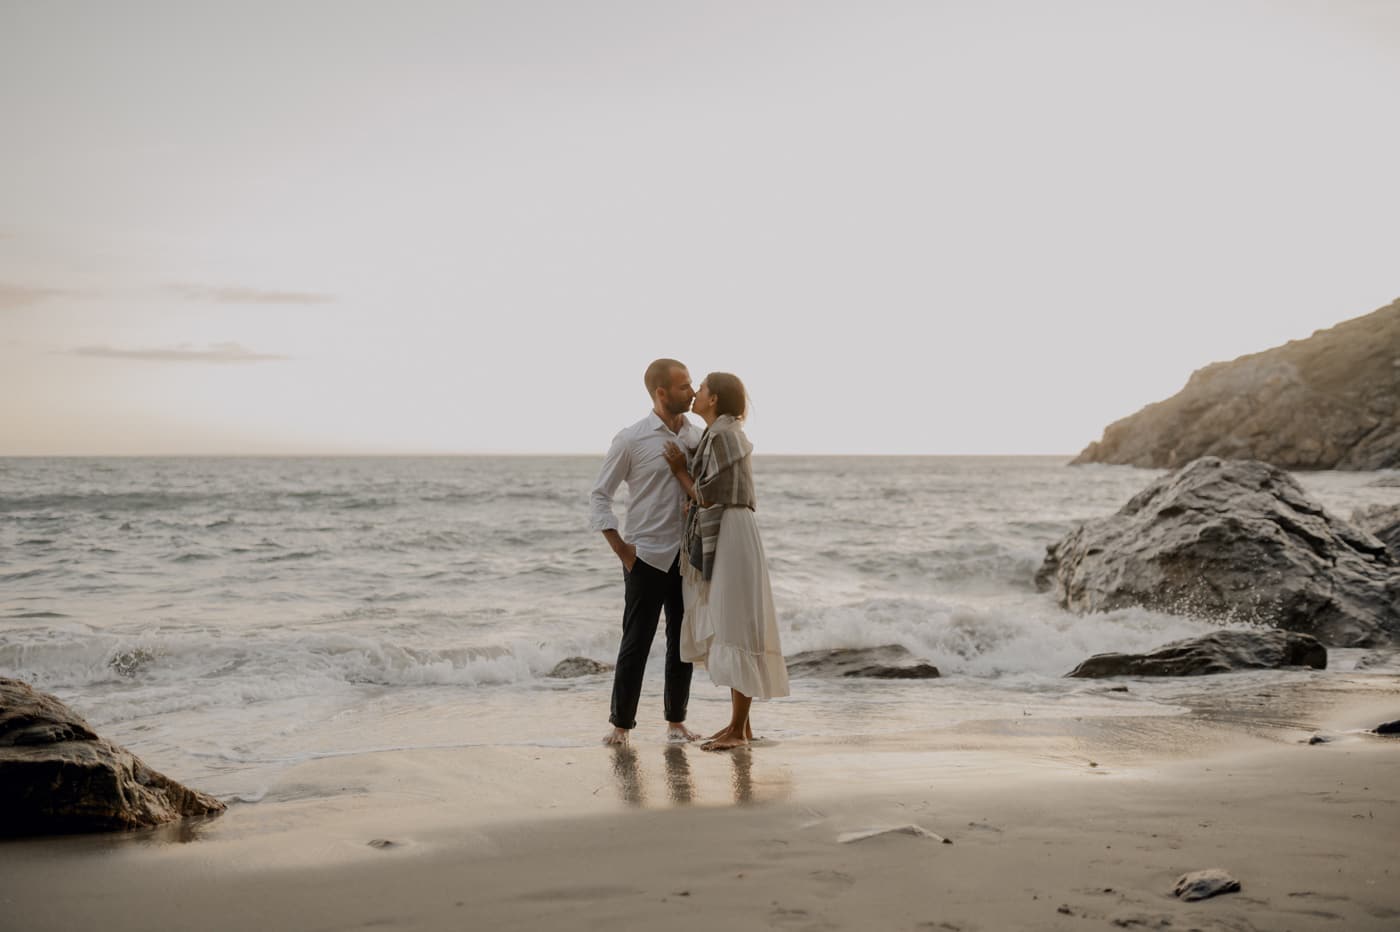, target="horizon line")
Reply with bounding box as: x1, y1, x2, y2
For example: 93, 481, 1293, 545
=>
0, 451, 1079, 459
